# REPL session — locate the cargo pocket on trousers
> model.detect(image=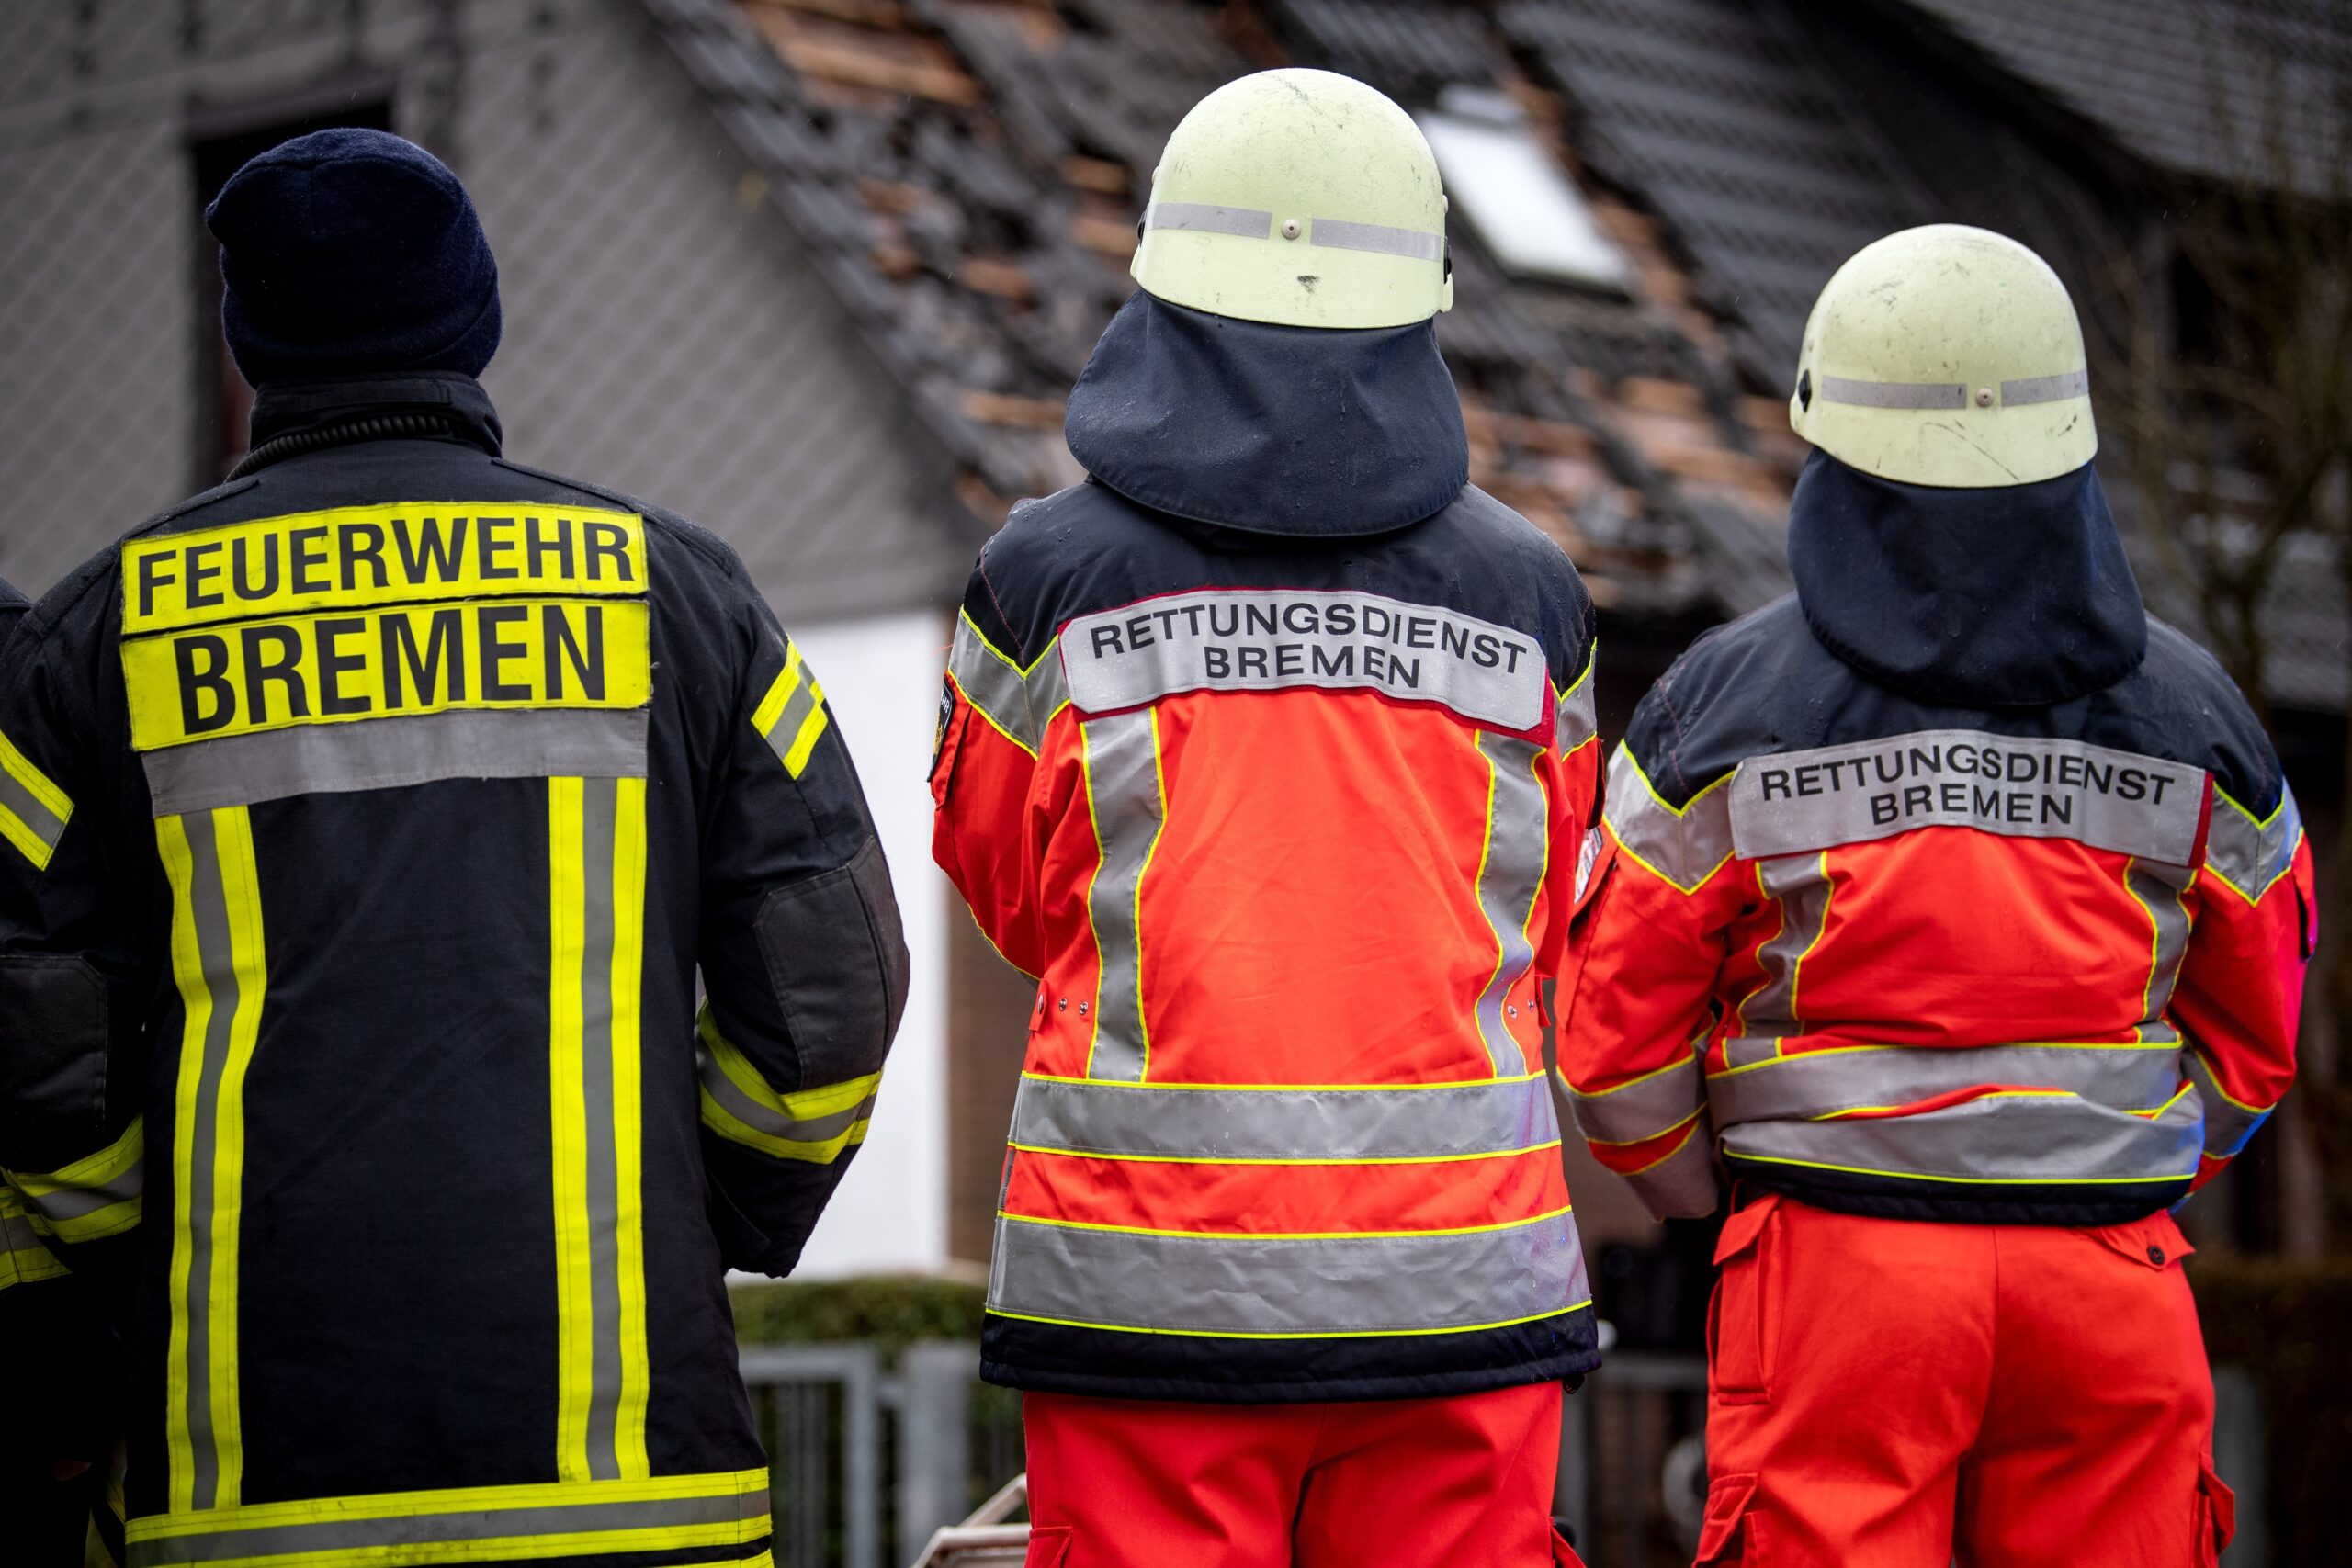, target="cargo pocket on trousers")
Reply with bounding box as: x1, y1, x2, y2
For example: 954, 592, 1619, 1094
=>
1023, 1525, 1073, 1567
2195, 1455, 2236, 1566
1697, 1473, 1764, 1563
1708, 1196, 1779, 1404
